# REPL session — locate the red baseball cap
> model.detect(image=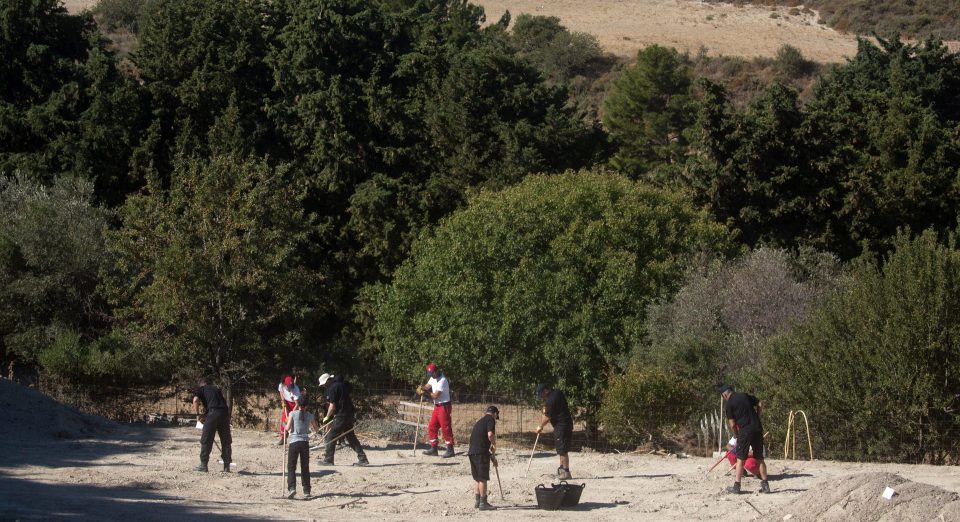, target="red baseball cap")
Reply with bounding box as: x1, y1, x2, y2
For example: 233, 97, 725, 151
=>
425, 363, 437, 373
283, 375, 293, 386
